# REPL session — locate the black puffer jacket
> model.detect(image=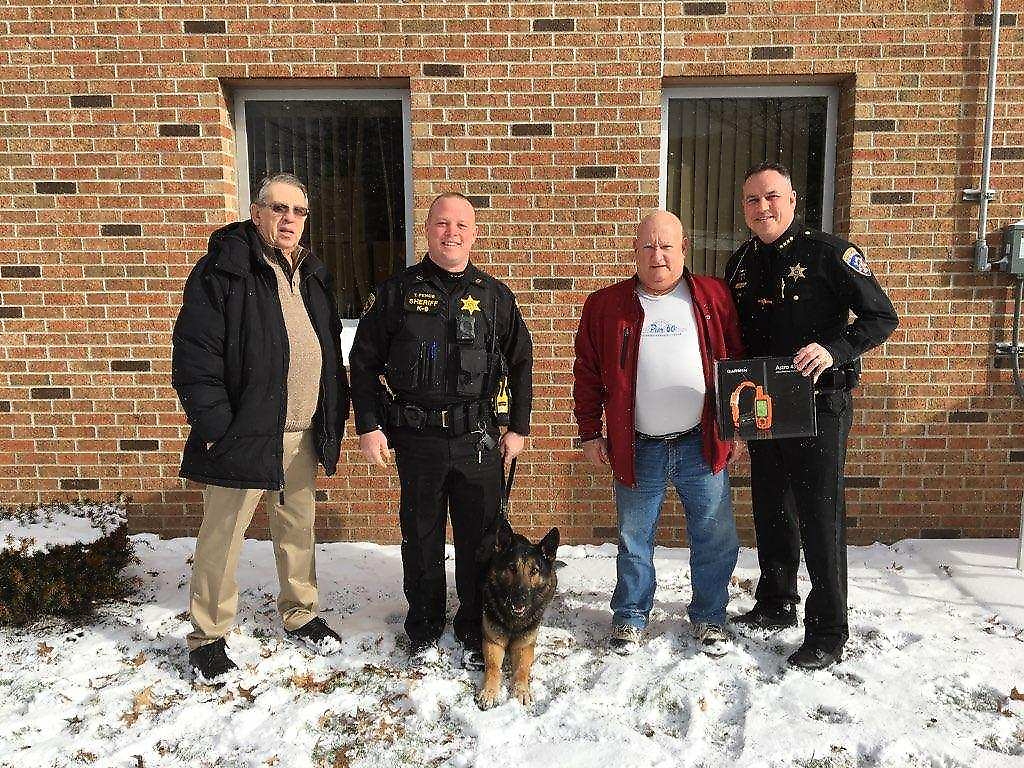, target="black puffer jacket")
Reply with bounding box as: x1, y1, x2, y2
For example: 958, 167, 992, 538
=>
172, 221, 349, 490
